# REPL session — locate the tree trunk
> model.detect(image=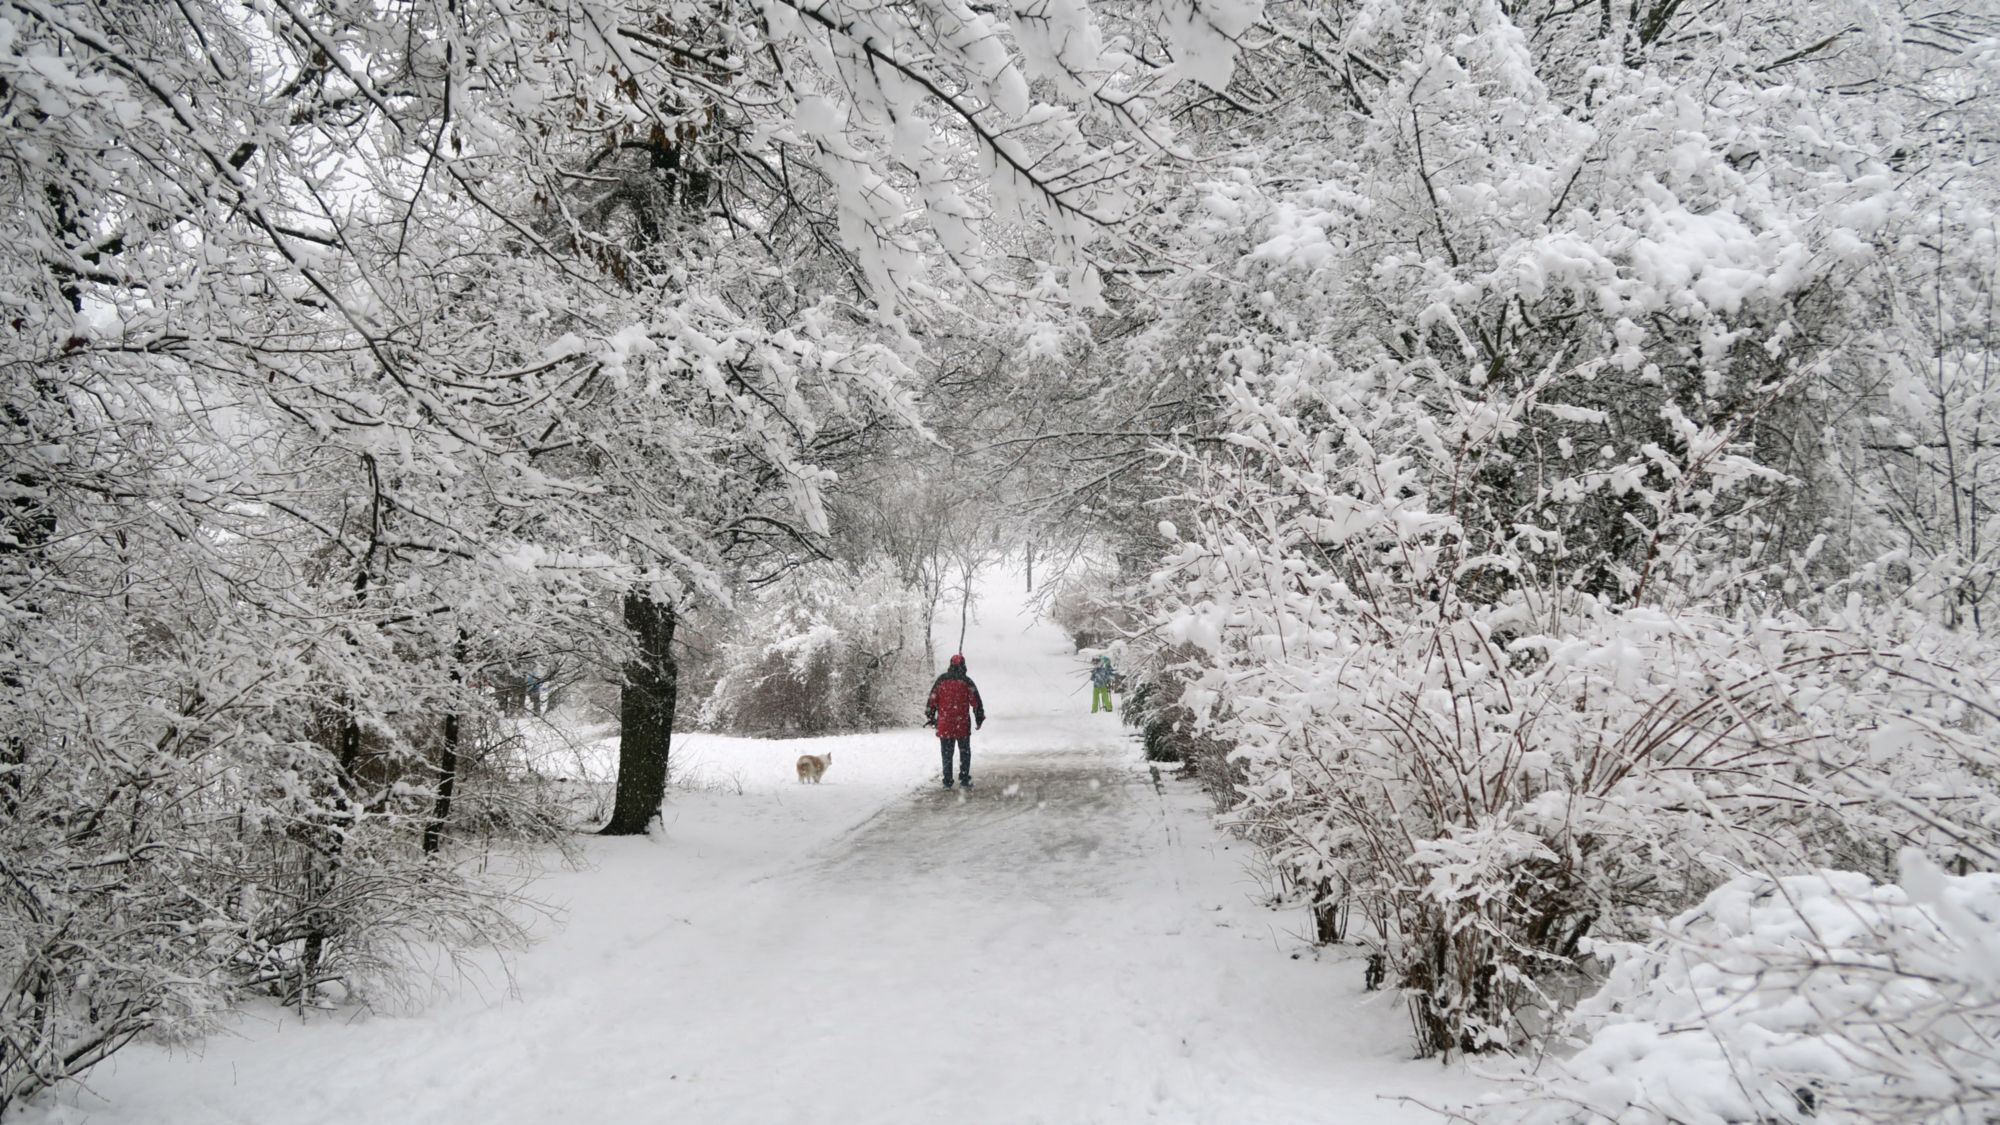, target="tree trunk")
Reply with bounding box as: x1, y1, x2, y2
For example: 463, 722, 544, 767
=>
920, 565, 941, 672
956, 557, 975, 653
299, 703, 361, 1002
1024, 542, 1034, 592
423, 634, 468, 855
1, 395, 57, 818
422, 710, 459, 854
301, 558, 372, 1004
601, 592, 677, 836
